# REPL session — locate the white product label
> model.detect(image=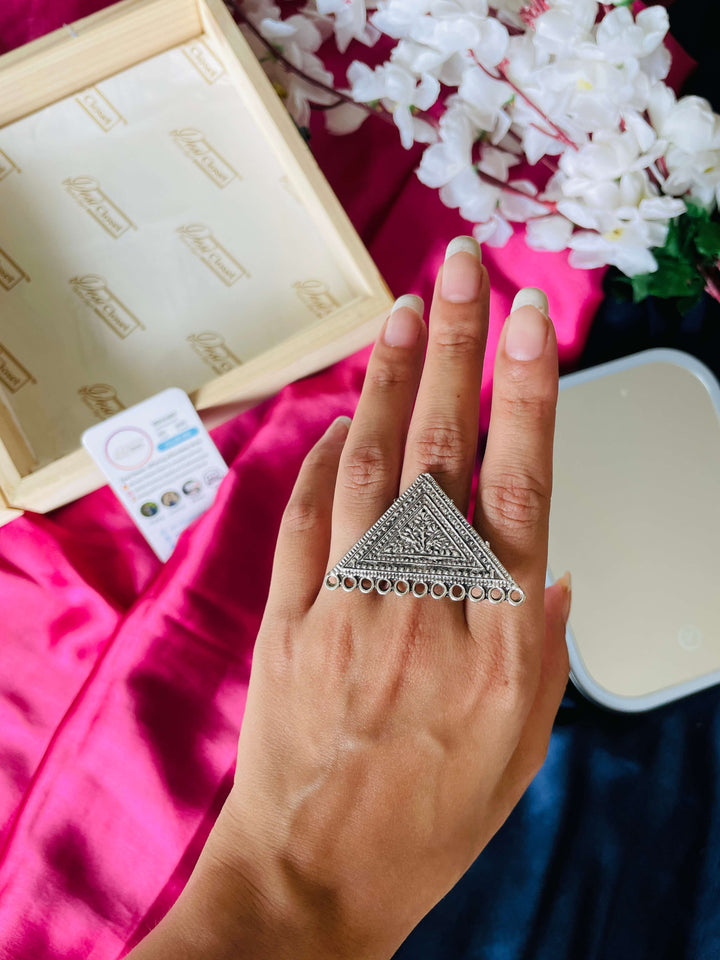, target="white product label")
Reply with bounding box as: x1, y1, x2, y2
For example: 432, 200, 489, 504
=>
82, 387, 228, 561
